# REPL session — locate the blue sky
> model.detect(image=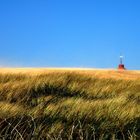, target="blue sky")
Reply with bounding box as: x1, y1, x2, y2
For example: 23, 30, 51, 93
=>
0, 0, 140, 69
